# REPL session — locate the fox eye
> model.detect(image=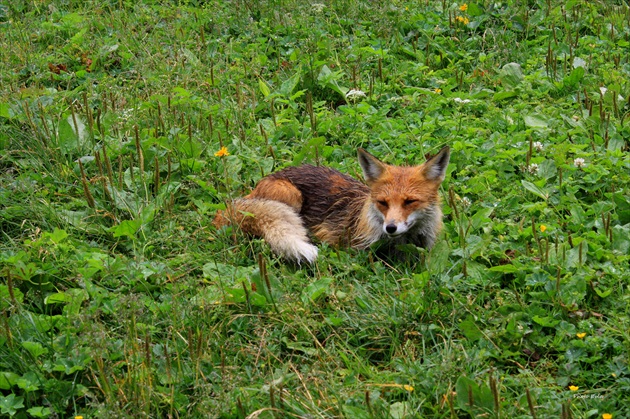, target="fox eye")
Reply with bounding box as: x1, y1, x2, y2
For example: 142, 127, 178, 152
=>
376, 200, 389, 208
404, 199, 419, 206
